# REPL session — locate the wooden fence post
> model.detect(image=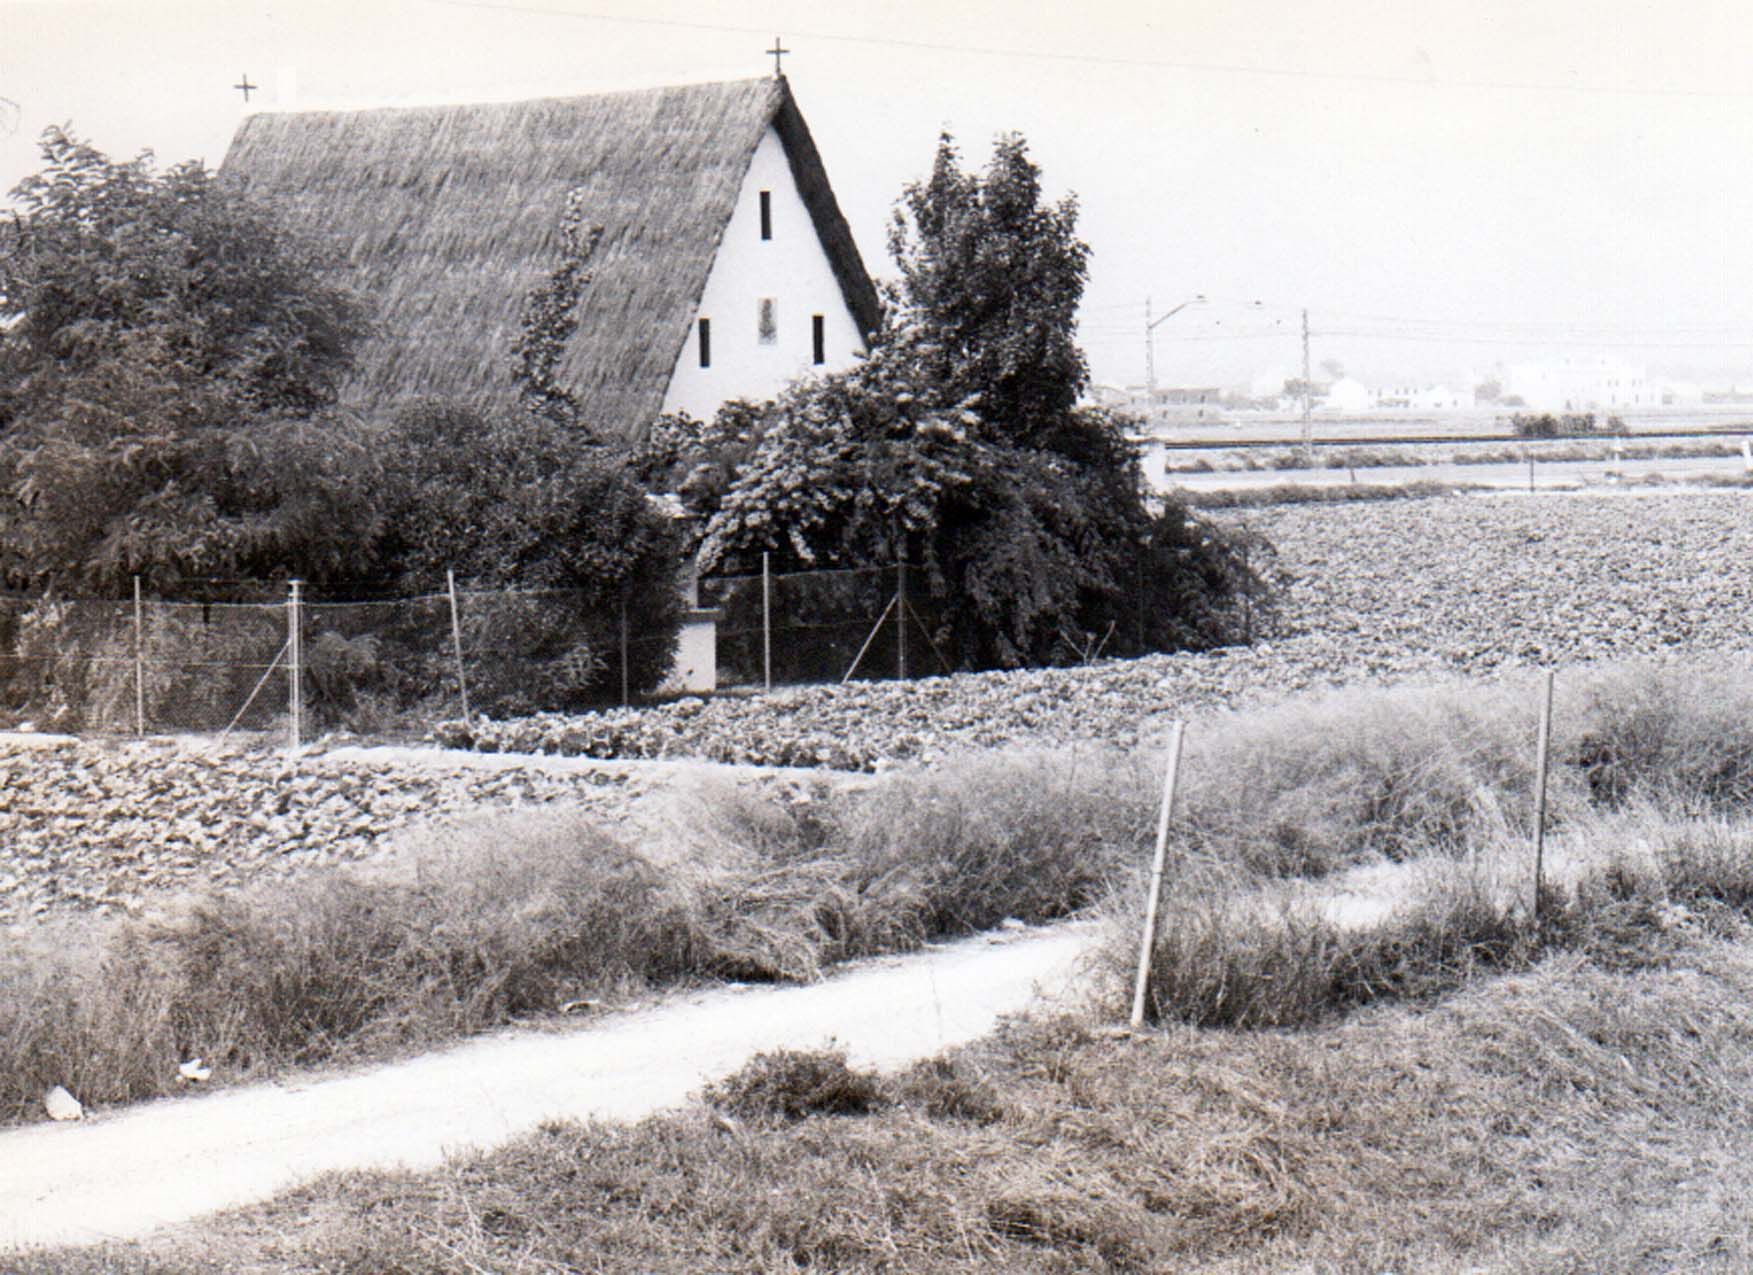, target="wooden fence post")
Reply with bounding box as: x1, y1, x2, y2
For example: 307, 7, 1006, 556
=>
132, 575, 145, 737
896, 559, 908, 680
287, 579, 303, 751
619, 596, 630, 708
1532, 668, 1556, 931
446, 569, 470, 719
1131, 721, 1188, 1031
